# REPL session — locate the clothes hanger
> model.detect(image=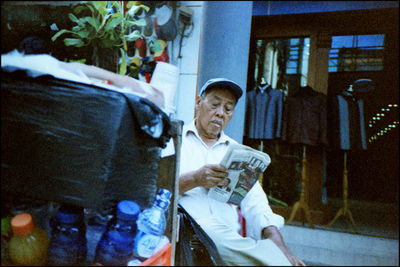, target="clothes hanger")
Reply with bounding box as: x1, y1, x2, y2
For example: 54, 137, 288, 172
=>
260, 77, 267, 86
258, 77, 269, 93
